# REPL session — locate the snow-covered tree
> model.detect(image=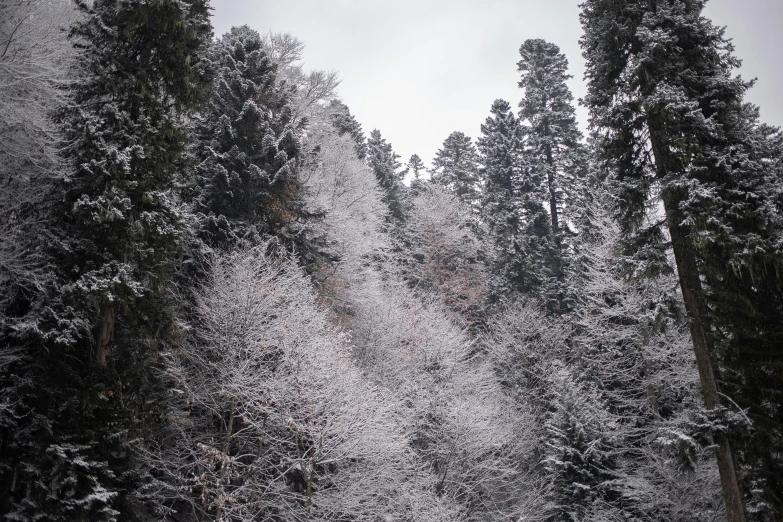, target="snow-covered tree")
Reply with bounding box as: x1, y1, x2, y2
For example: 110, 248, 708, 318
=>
543, 371, 619, 522
327, 100, 368, 160
367, 128, 408, 224
478, 99, 548, 303
259, 32, 340, 125
0, 6, 78, 493
1, 0, 212, 518
485, 192, 726, 520
408, 184, 487, 325
298, 114, 389, 301
0, 0, 77, 325
581, 1, 783, 518
518, 39, 588, 313
147, 247, 454, 521
431, 131, 481, 210
407, 153, 428, 195
188, 26, 302, 251
573, 203, 724, 522
407, 154, 427, 180
300, 111, 538, 521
